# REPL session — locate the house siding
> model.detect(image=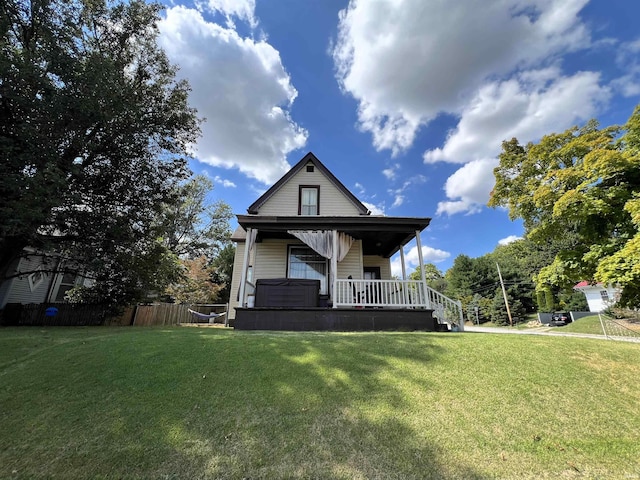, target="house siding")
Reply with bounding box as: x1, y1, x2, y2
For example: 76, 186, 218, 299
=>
578, 286, 621, 312
4, 256, 52, 305
337, 240, 363, 279
256, 162, 362, 216
253, 239, 292, 280
363, 255, 392, 280
229, 241, 248, 320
